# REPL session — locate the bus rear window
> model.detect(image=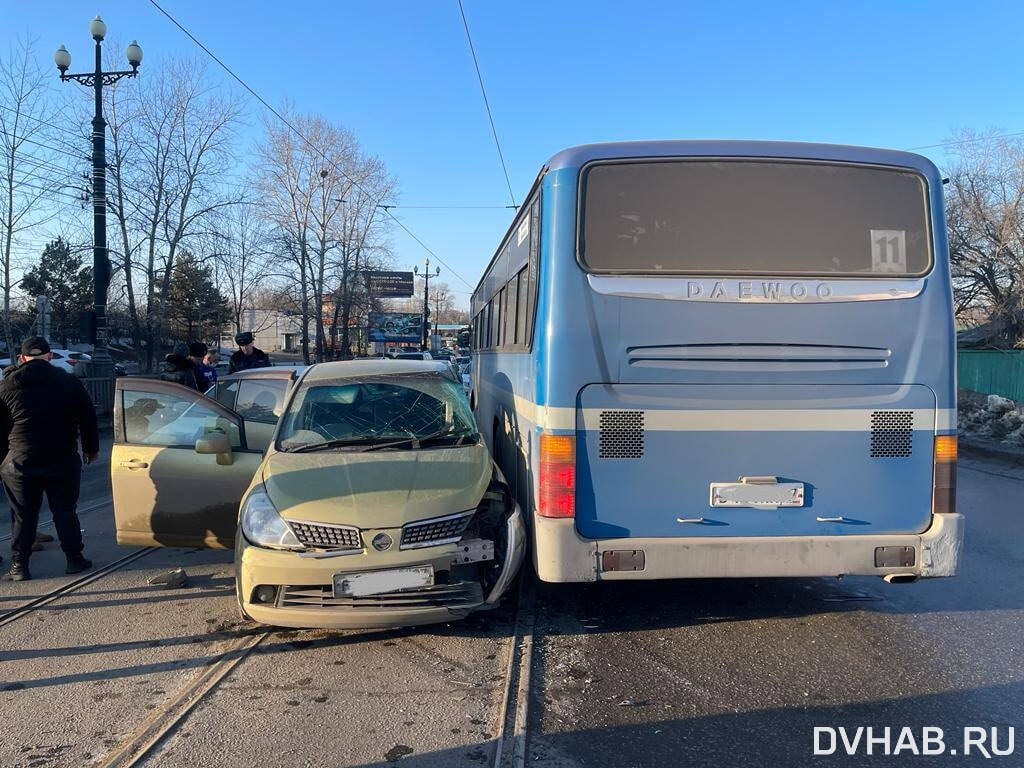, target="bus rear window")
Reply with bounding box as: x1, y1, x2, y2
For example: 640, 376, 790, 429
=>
580, 160, 931, 276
